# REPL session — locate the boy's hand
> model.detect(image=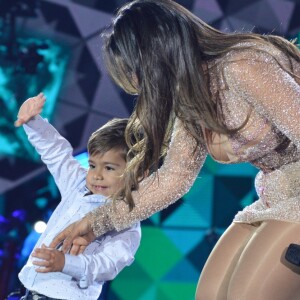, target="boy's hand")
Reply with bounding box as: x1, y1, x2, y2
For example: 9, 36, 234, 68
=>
14, 93, 46, 127
31, 244, 65, 273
